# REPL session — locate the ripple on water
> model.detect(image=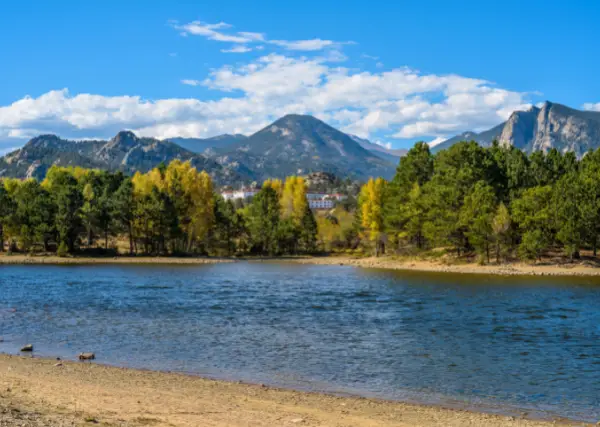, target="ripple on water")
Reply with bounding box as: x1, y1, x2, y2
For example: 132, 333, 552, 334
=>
0, 263, 599, 423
